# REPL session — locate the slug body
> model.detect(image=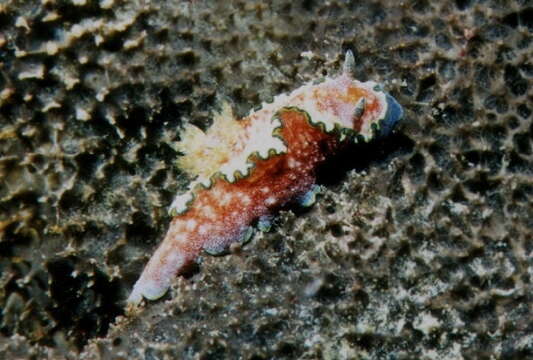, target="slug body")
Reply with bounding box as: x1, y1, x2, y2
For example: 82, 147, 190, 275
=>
128, 52, 403, 304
